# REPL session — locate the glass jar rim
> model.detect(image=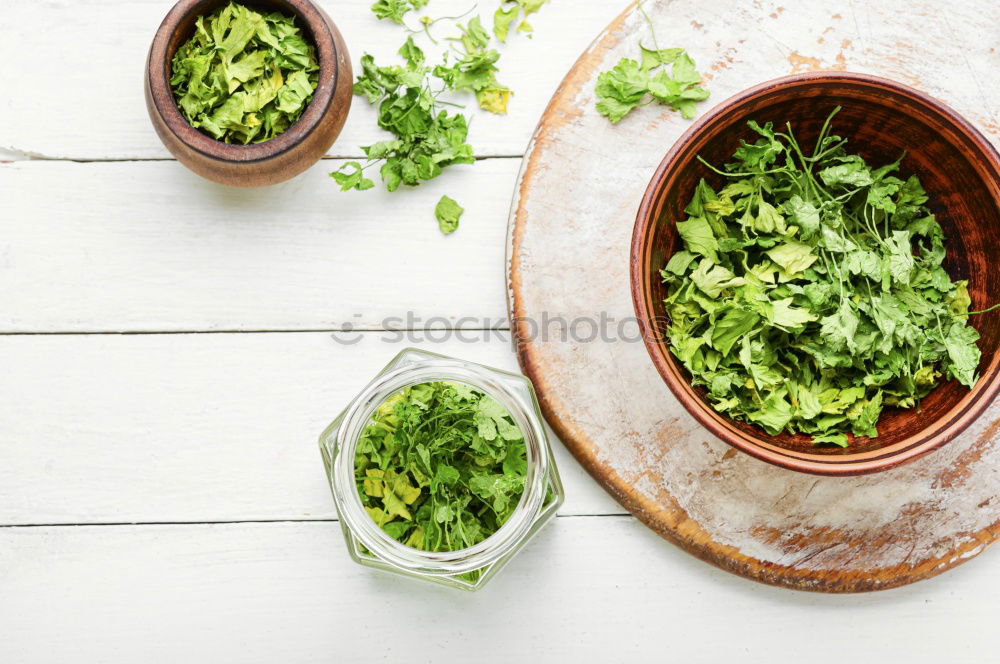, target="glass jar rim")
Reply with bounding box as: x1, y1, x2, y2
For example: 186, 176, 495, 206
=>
331, 356, 550, 576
